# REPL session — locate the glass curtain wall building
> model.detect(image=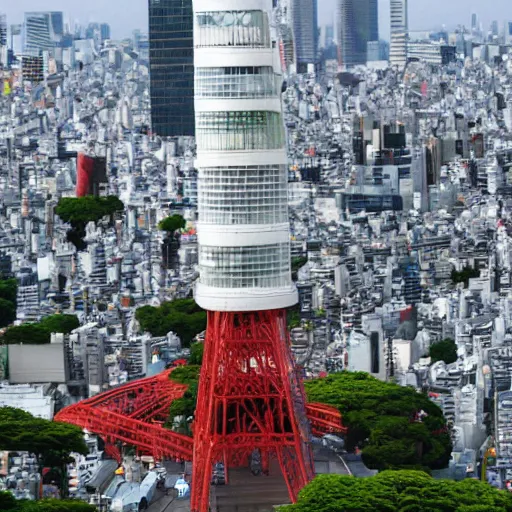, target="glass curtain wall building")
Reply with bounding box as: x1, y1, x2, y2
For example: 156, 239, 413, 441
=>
149, 0, 195, 137
291, 0, 319, 72
337, 0, 378, 67
23, 12, 63, 57
193, 2, 297, 311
